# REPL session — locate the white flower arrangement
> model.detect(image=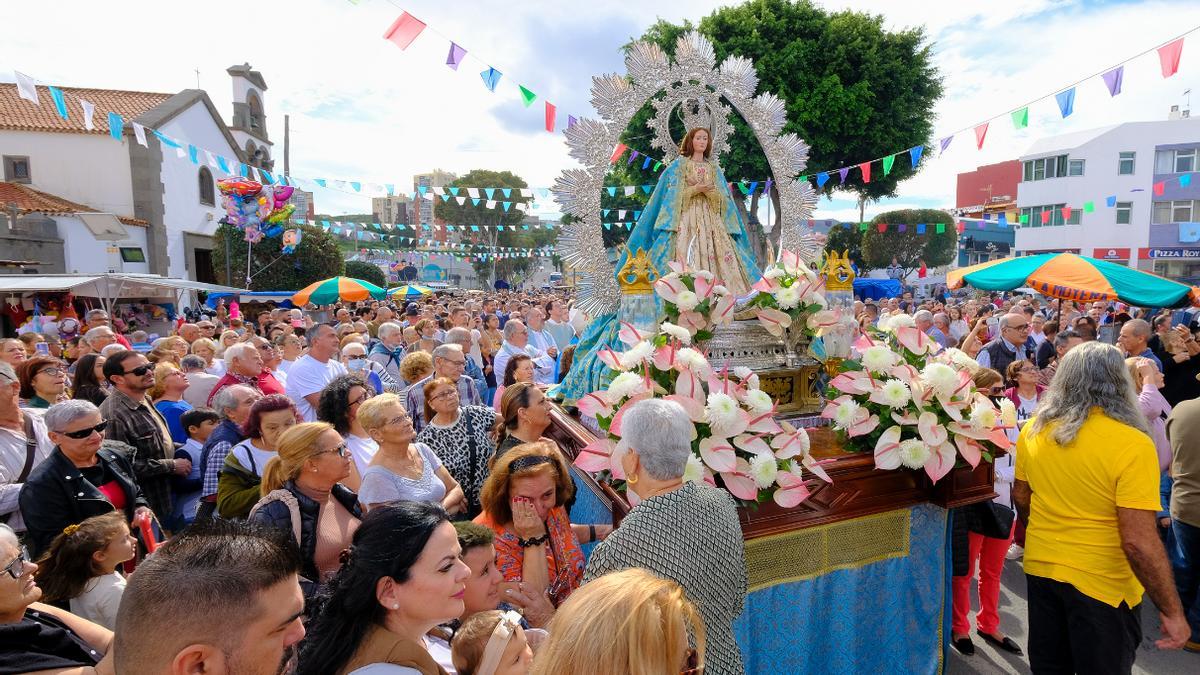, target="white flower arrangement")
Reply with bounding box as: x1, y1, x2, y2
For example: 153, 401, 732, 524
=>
745, 249, 828, 338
